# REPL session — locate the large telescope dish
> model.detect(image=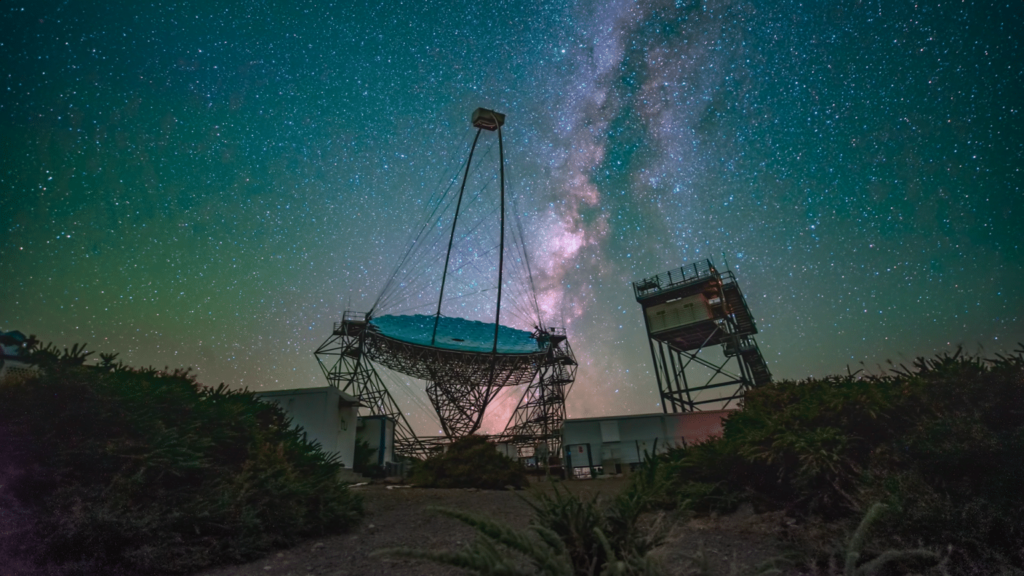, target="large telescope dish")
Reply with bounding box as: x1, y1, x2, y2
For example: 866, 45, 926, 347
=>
361, 315, 546, 437
369, 314, 540, 354
317, 108, 577, 441
363, 314, 545, 391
